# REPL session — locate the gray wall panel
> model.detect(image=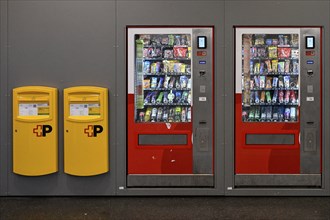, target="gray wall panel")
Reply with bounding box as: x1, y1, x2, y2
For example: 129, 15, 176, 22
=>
0, 0, 9, 196
6, 0, 116, 195
224, 0, 330, 196
116, 0, 225, 195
